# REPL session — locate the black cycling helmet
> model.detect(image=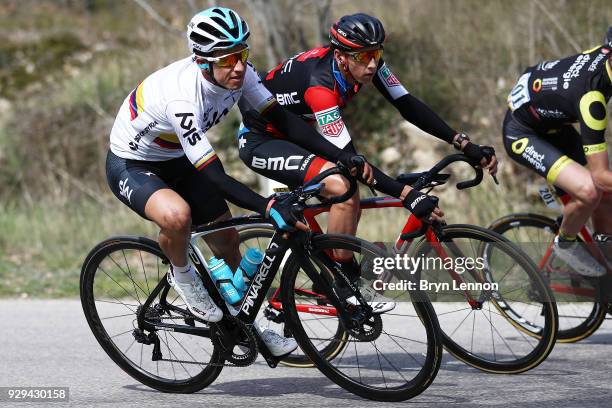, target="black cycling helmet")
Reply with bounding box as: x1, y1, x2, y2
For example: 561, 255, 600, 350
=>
605, 25, 612, 49
329, 13, 385, 51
